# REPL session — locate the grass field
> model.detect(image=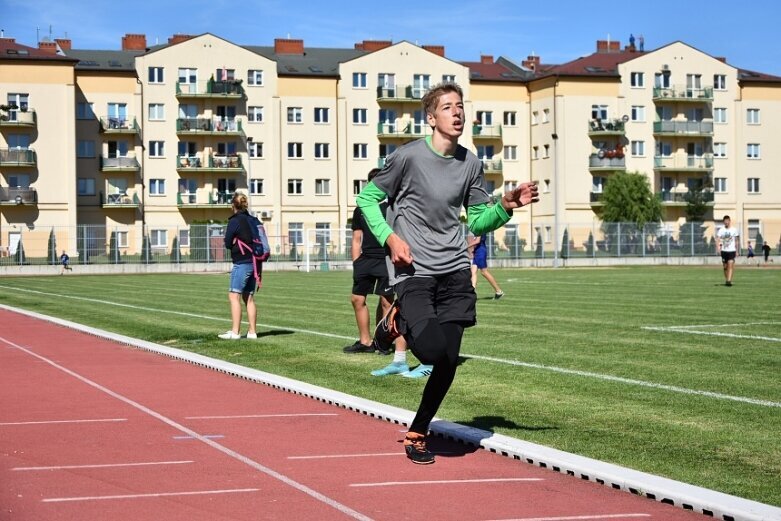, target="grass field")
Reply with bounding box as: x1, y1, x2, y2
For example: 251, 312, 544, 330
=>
0, 265, 779, 506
